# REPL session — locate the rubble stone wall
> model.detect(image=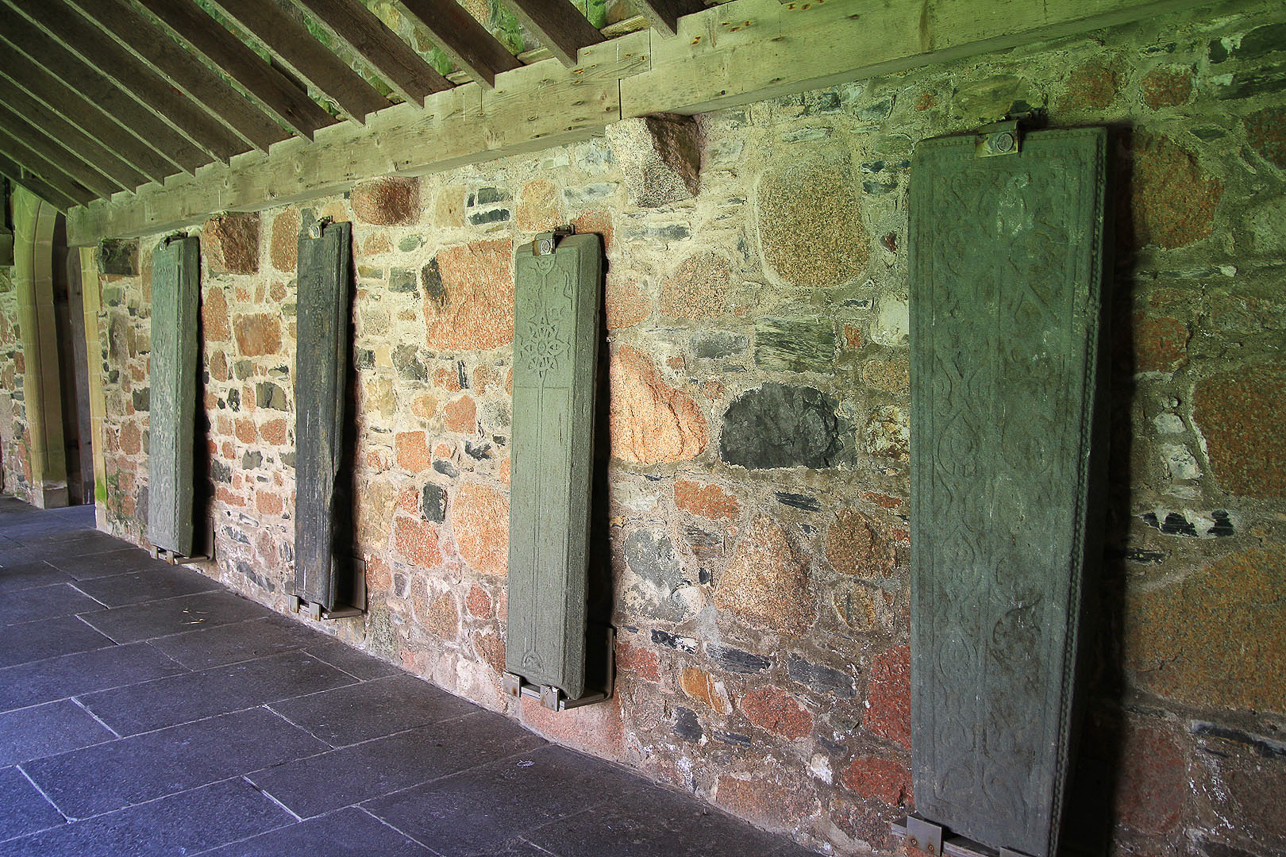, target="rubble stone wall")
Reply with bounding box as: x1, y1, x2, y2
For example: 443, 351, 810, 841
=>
69, 3, 1286, 854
